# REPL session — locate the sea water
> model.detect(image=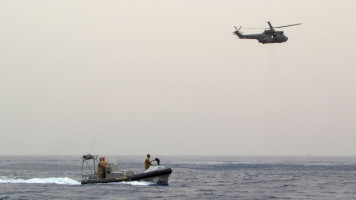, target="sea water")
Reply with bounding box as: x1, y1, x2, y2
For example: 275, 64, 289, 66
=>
1, 156, 356, 199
